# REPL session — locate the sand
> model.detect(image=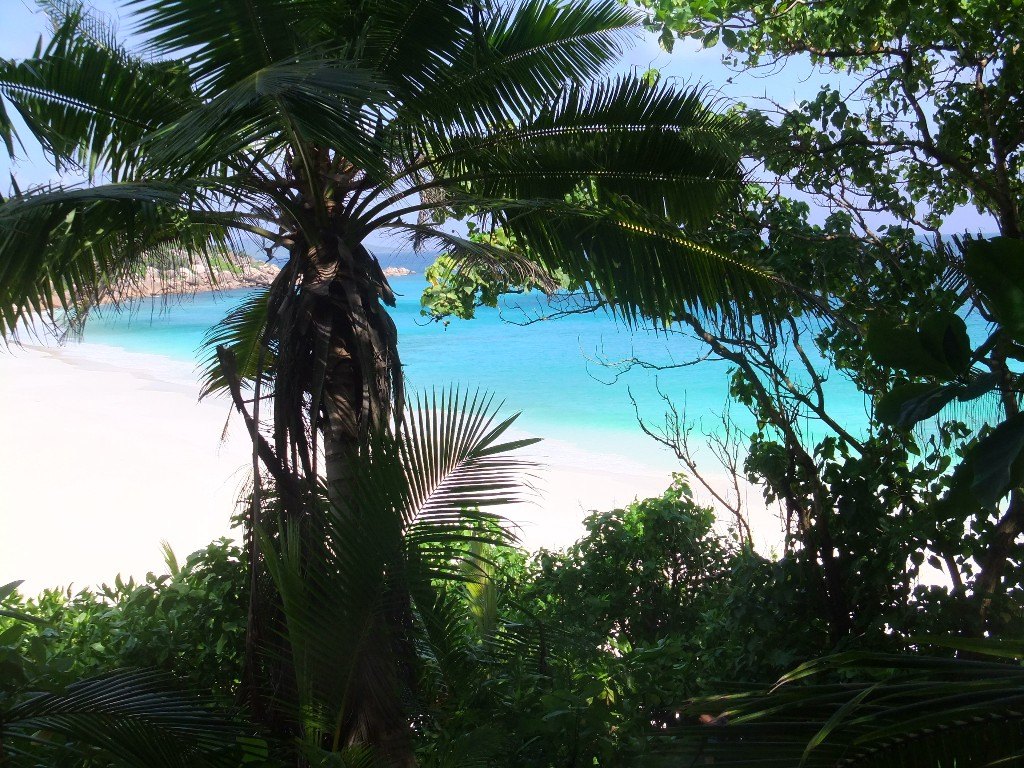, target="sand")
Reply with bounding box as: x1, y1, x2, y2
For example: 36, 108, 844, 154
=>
1, 344, 253, 593
0, 340, 779, 594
